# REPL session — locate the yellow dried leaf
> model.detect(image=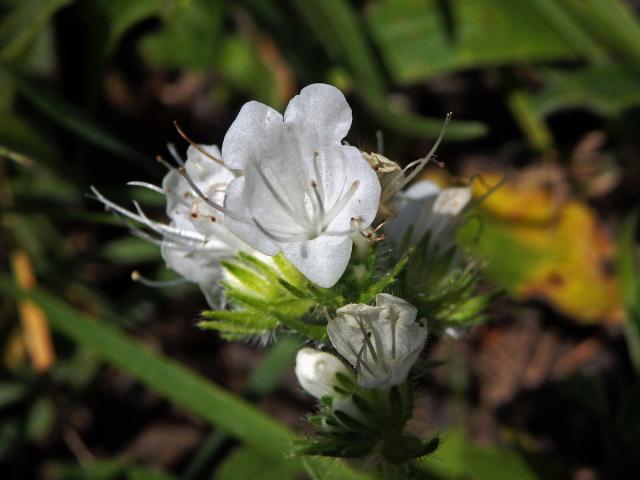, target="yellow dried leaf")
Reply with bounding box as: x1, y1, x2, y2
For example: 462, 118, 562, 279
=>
460, 166, 622, 324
